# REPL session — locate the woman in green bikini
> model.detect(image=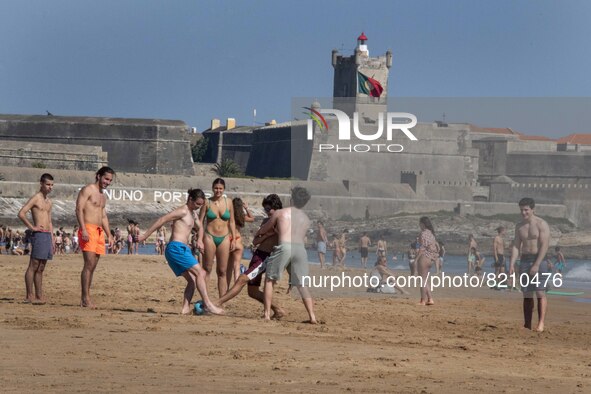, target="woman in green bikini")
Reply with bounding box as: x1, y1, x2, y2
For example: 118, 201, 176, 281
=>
199, 178, 236, 297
